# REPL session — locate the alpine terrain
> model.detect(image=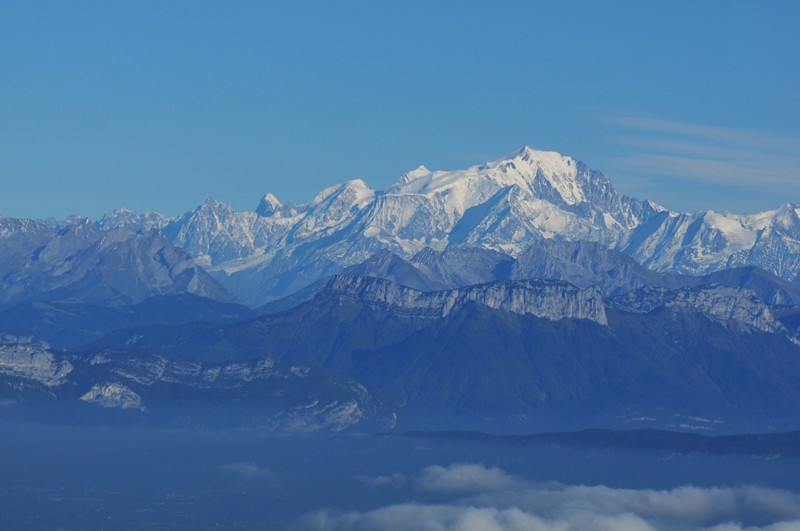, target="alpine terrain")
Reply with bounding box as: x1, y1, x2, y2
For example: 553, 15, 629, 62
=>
2, 147, 800, 433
